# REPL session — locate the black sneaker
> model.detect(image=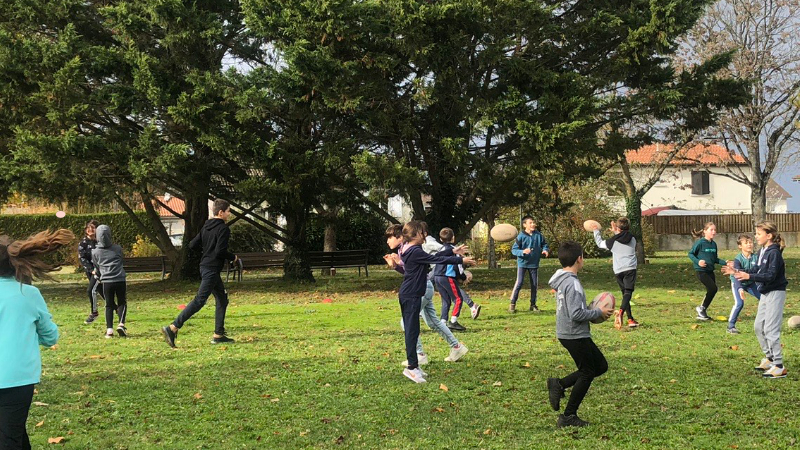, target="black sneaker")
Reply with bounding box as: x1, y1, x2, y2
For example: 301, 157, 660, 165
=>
557, 414, 589, 428
447, 321, 467, 332
161, 326, 177, 348
508, 303, 516, 314
116, 324, 127, 337
211, 335, 235, 344
530, 304, 539, 312
84, 313, 99, 324
547, 378, 565, 411
696, 305, 710, 321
